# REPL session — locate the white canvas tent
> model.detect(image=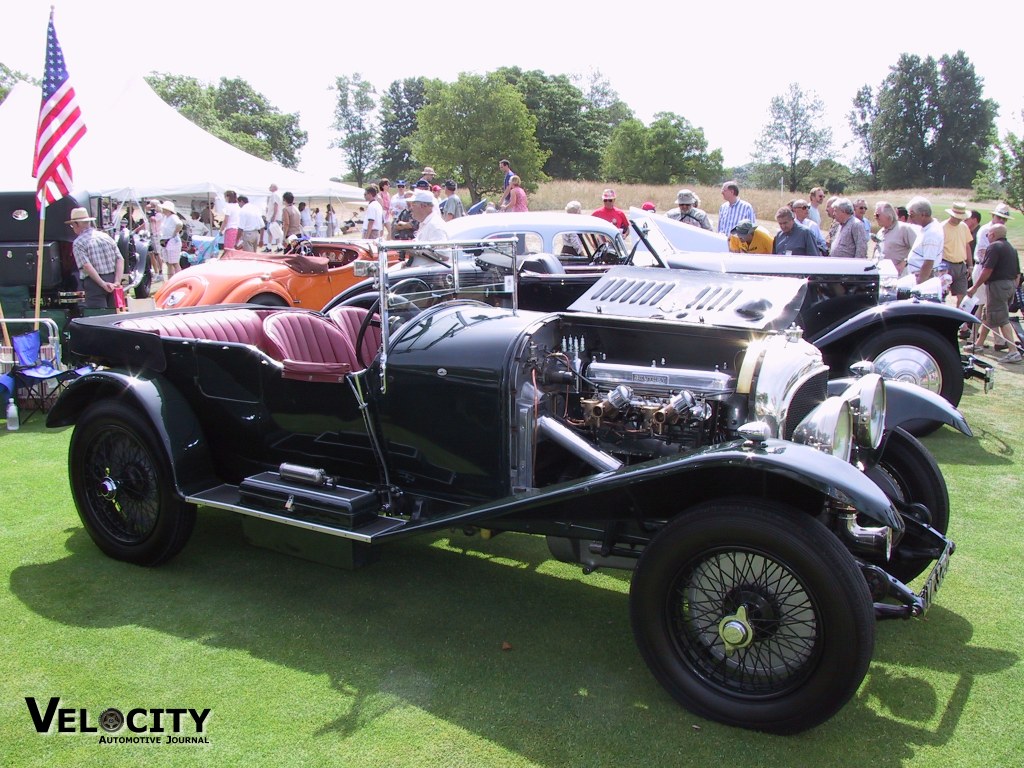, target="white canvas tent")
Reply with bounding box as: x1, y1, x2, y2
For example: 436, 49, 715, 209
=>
0, 78, 364, 202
